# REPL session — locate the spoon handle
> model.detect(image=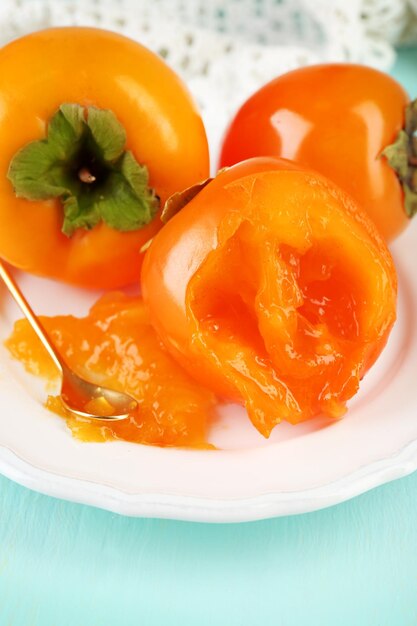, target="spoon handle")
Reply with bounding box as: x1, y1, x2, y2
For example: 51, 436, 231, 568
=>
0, 260, 64, 375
